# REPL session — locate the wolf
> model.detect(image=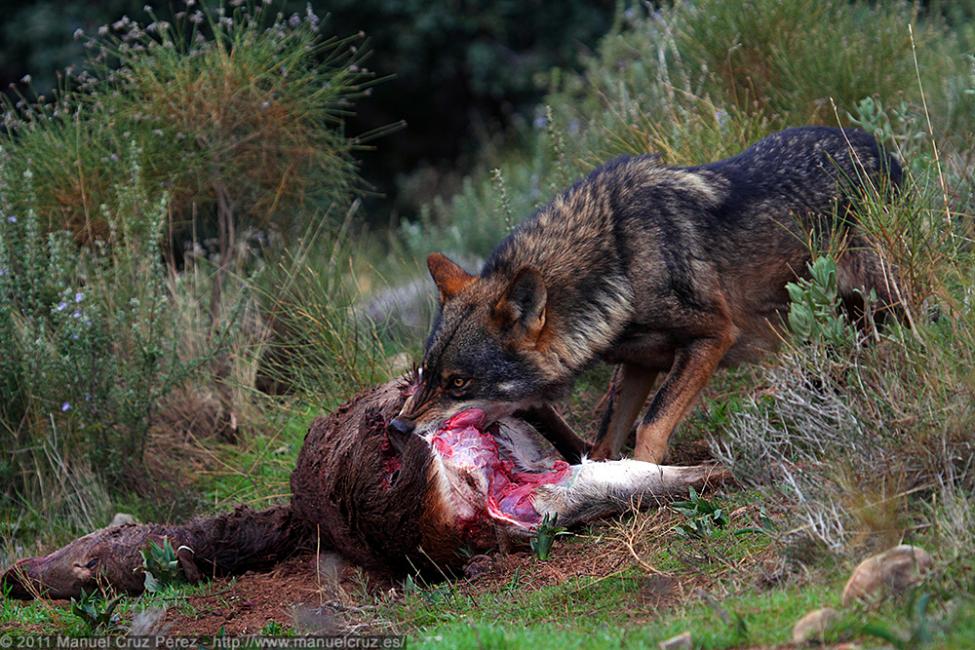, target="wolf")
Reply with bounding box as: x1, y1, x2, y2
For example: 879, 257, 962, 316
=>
391, 126, 903, 463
